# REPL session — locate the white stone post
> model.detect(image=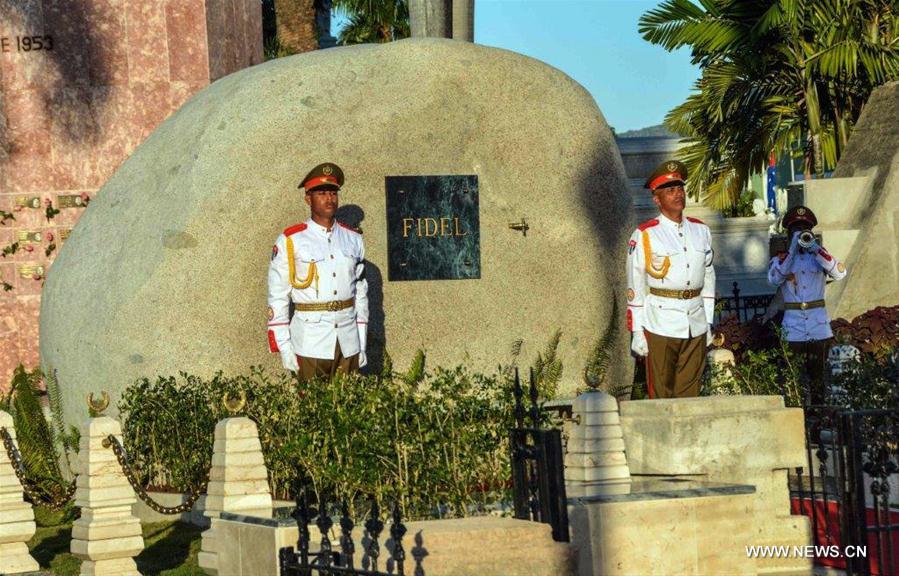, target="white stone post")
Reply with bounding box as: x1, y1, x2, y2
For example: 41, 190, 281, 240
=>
199, 417, 273, 575
0, 410, 40, 574
71, 416, 144, 576
707, 348, 737, 388
564, 391, 631, 497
